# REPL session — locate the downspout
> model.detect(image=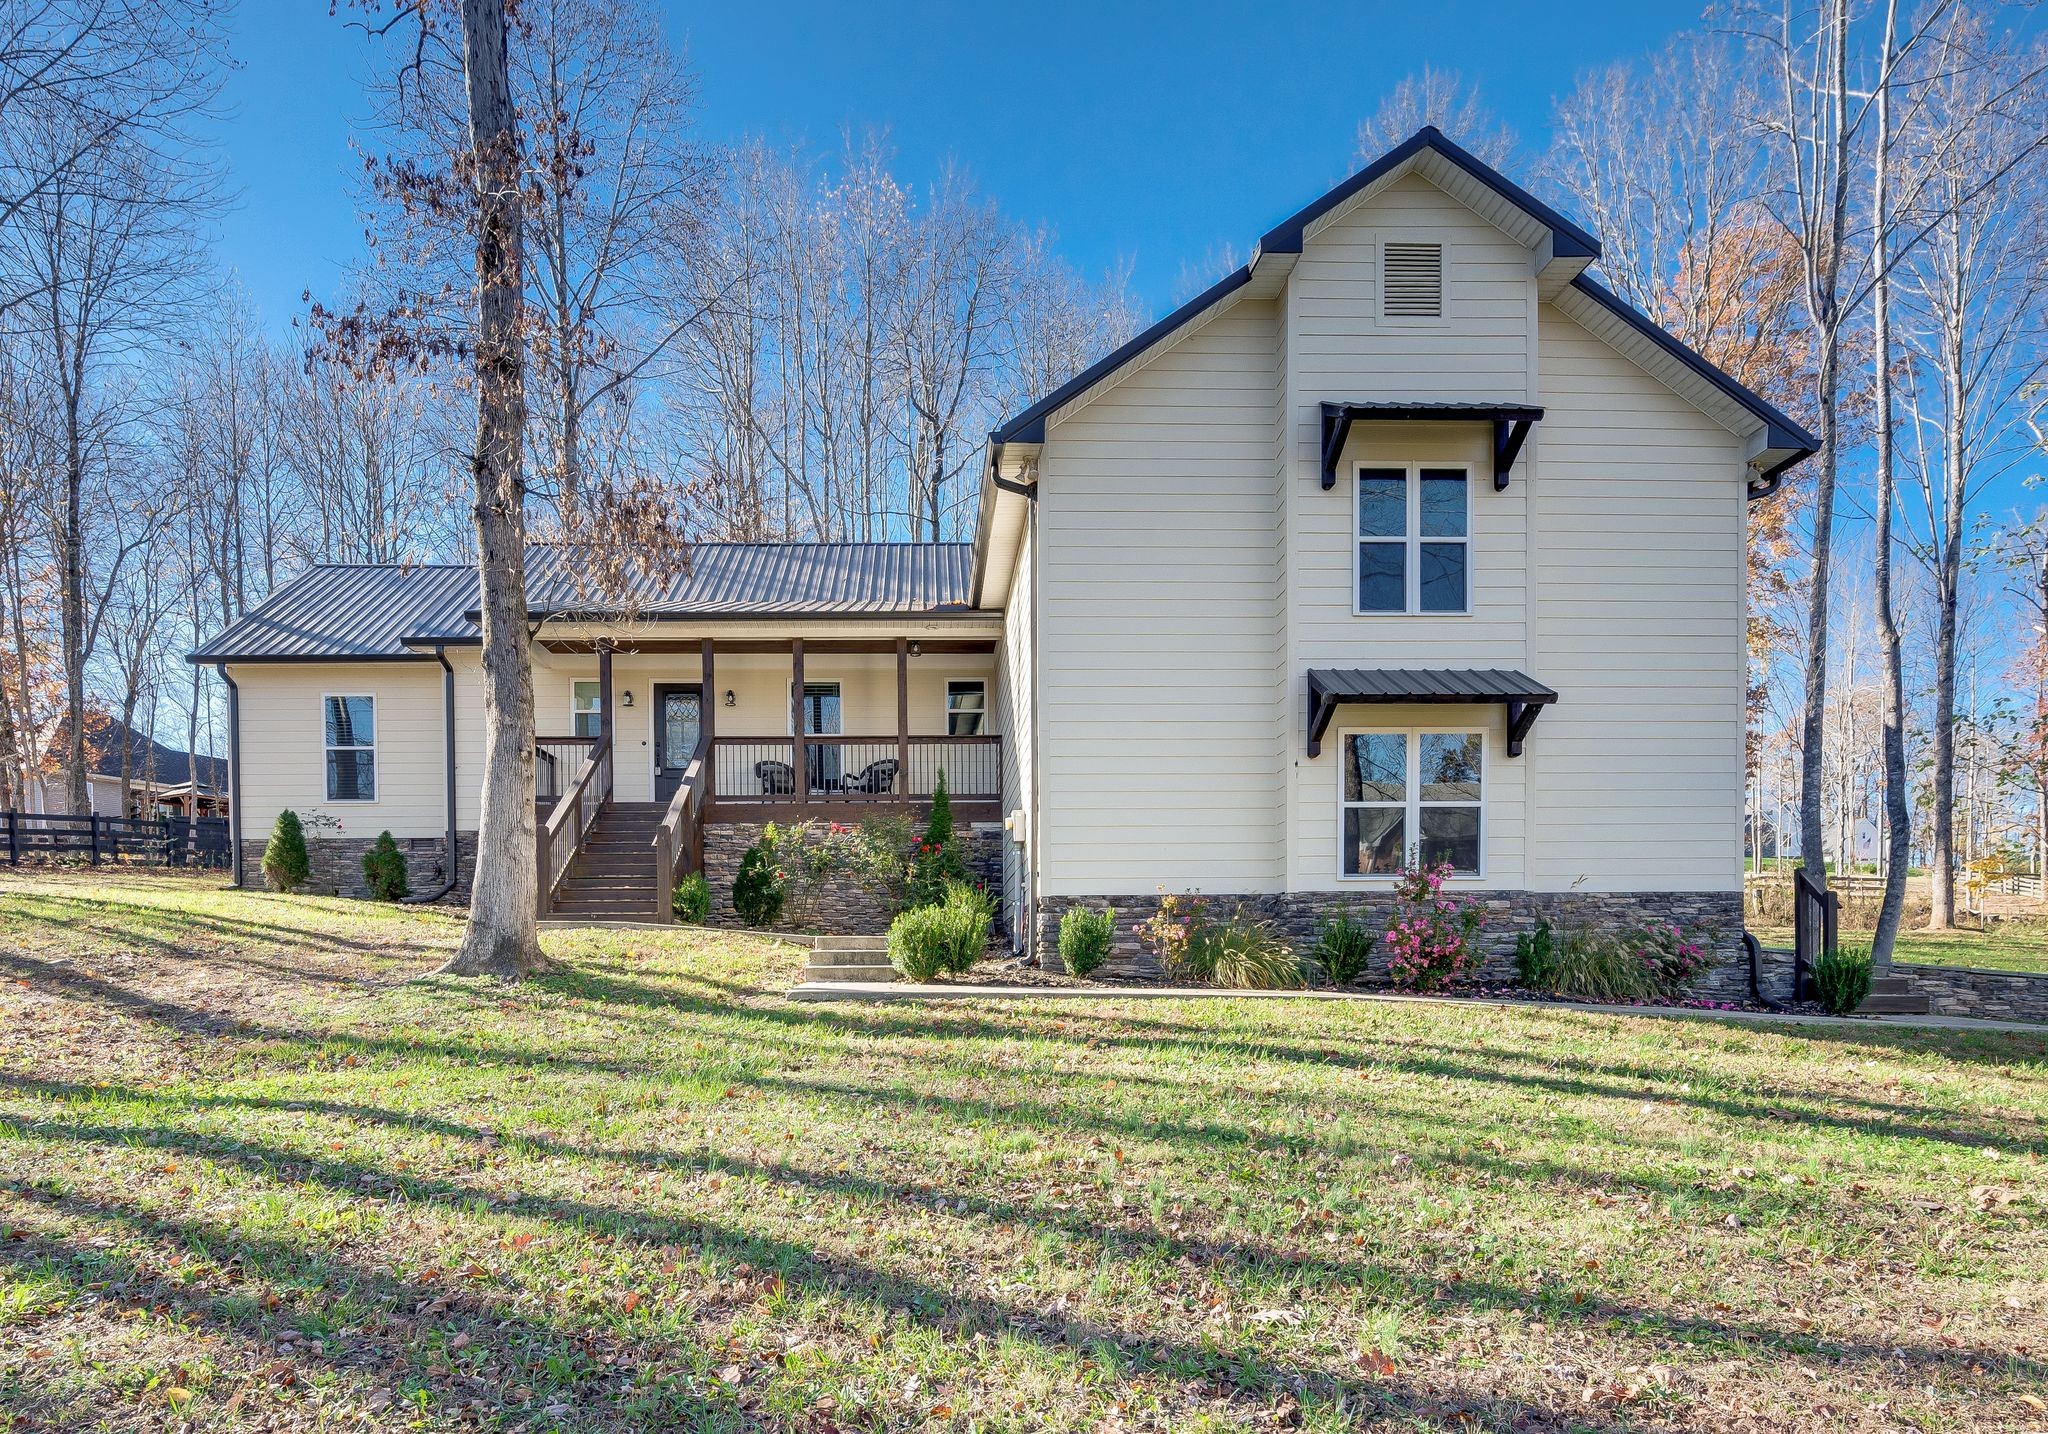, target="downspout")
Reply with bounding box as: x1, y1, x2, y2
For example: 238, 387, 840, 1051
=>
402, 646, 460, 904
211, 663, 242, 886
